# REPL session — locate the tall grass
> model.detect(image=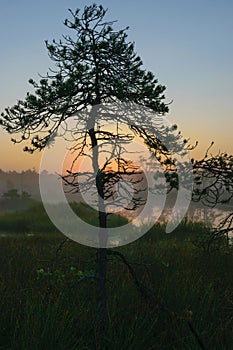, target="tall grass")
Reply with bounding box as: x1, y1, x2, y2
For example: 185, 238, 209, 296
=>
0, 208, 232, 348
0, 204, 233, 350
